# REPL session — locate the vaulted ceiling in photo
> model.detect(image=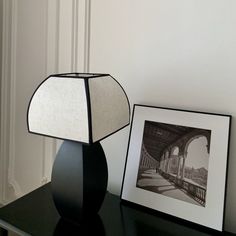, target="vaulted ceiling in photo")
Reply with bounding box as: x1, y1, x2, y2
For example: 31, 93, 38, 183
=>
143, 121, 195, 161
